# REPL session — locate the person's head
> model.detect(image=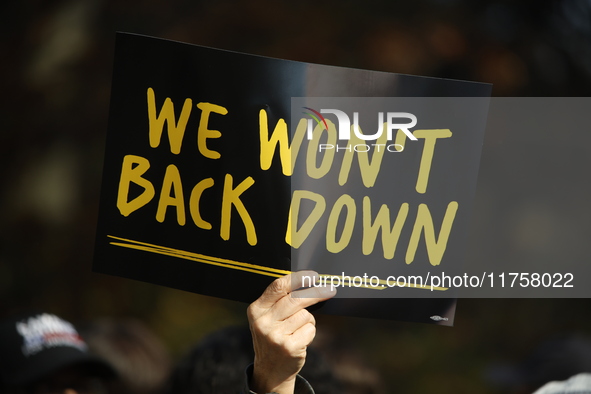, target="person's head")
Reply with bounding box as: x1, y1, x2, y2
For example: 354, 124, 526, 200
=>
0, 312, 116, 394
165, 325, 254, 394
